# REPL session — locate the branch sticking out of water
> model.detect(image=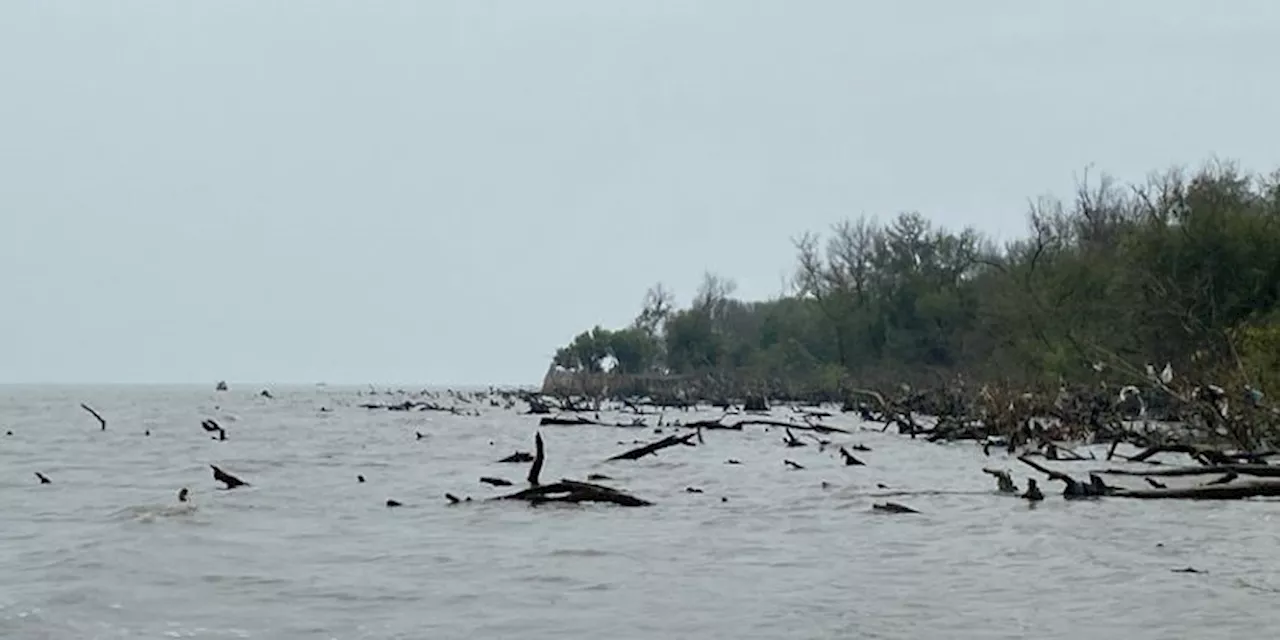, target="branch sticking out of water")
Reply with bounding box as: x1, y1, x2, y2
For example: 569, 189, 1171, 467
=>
498, 480, 653, 507
1097, 463, 1280, 478
528, 432, 545, 486
605, 432, 697, 462
80, 403, 106, 430
484, 432, 653, 507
